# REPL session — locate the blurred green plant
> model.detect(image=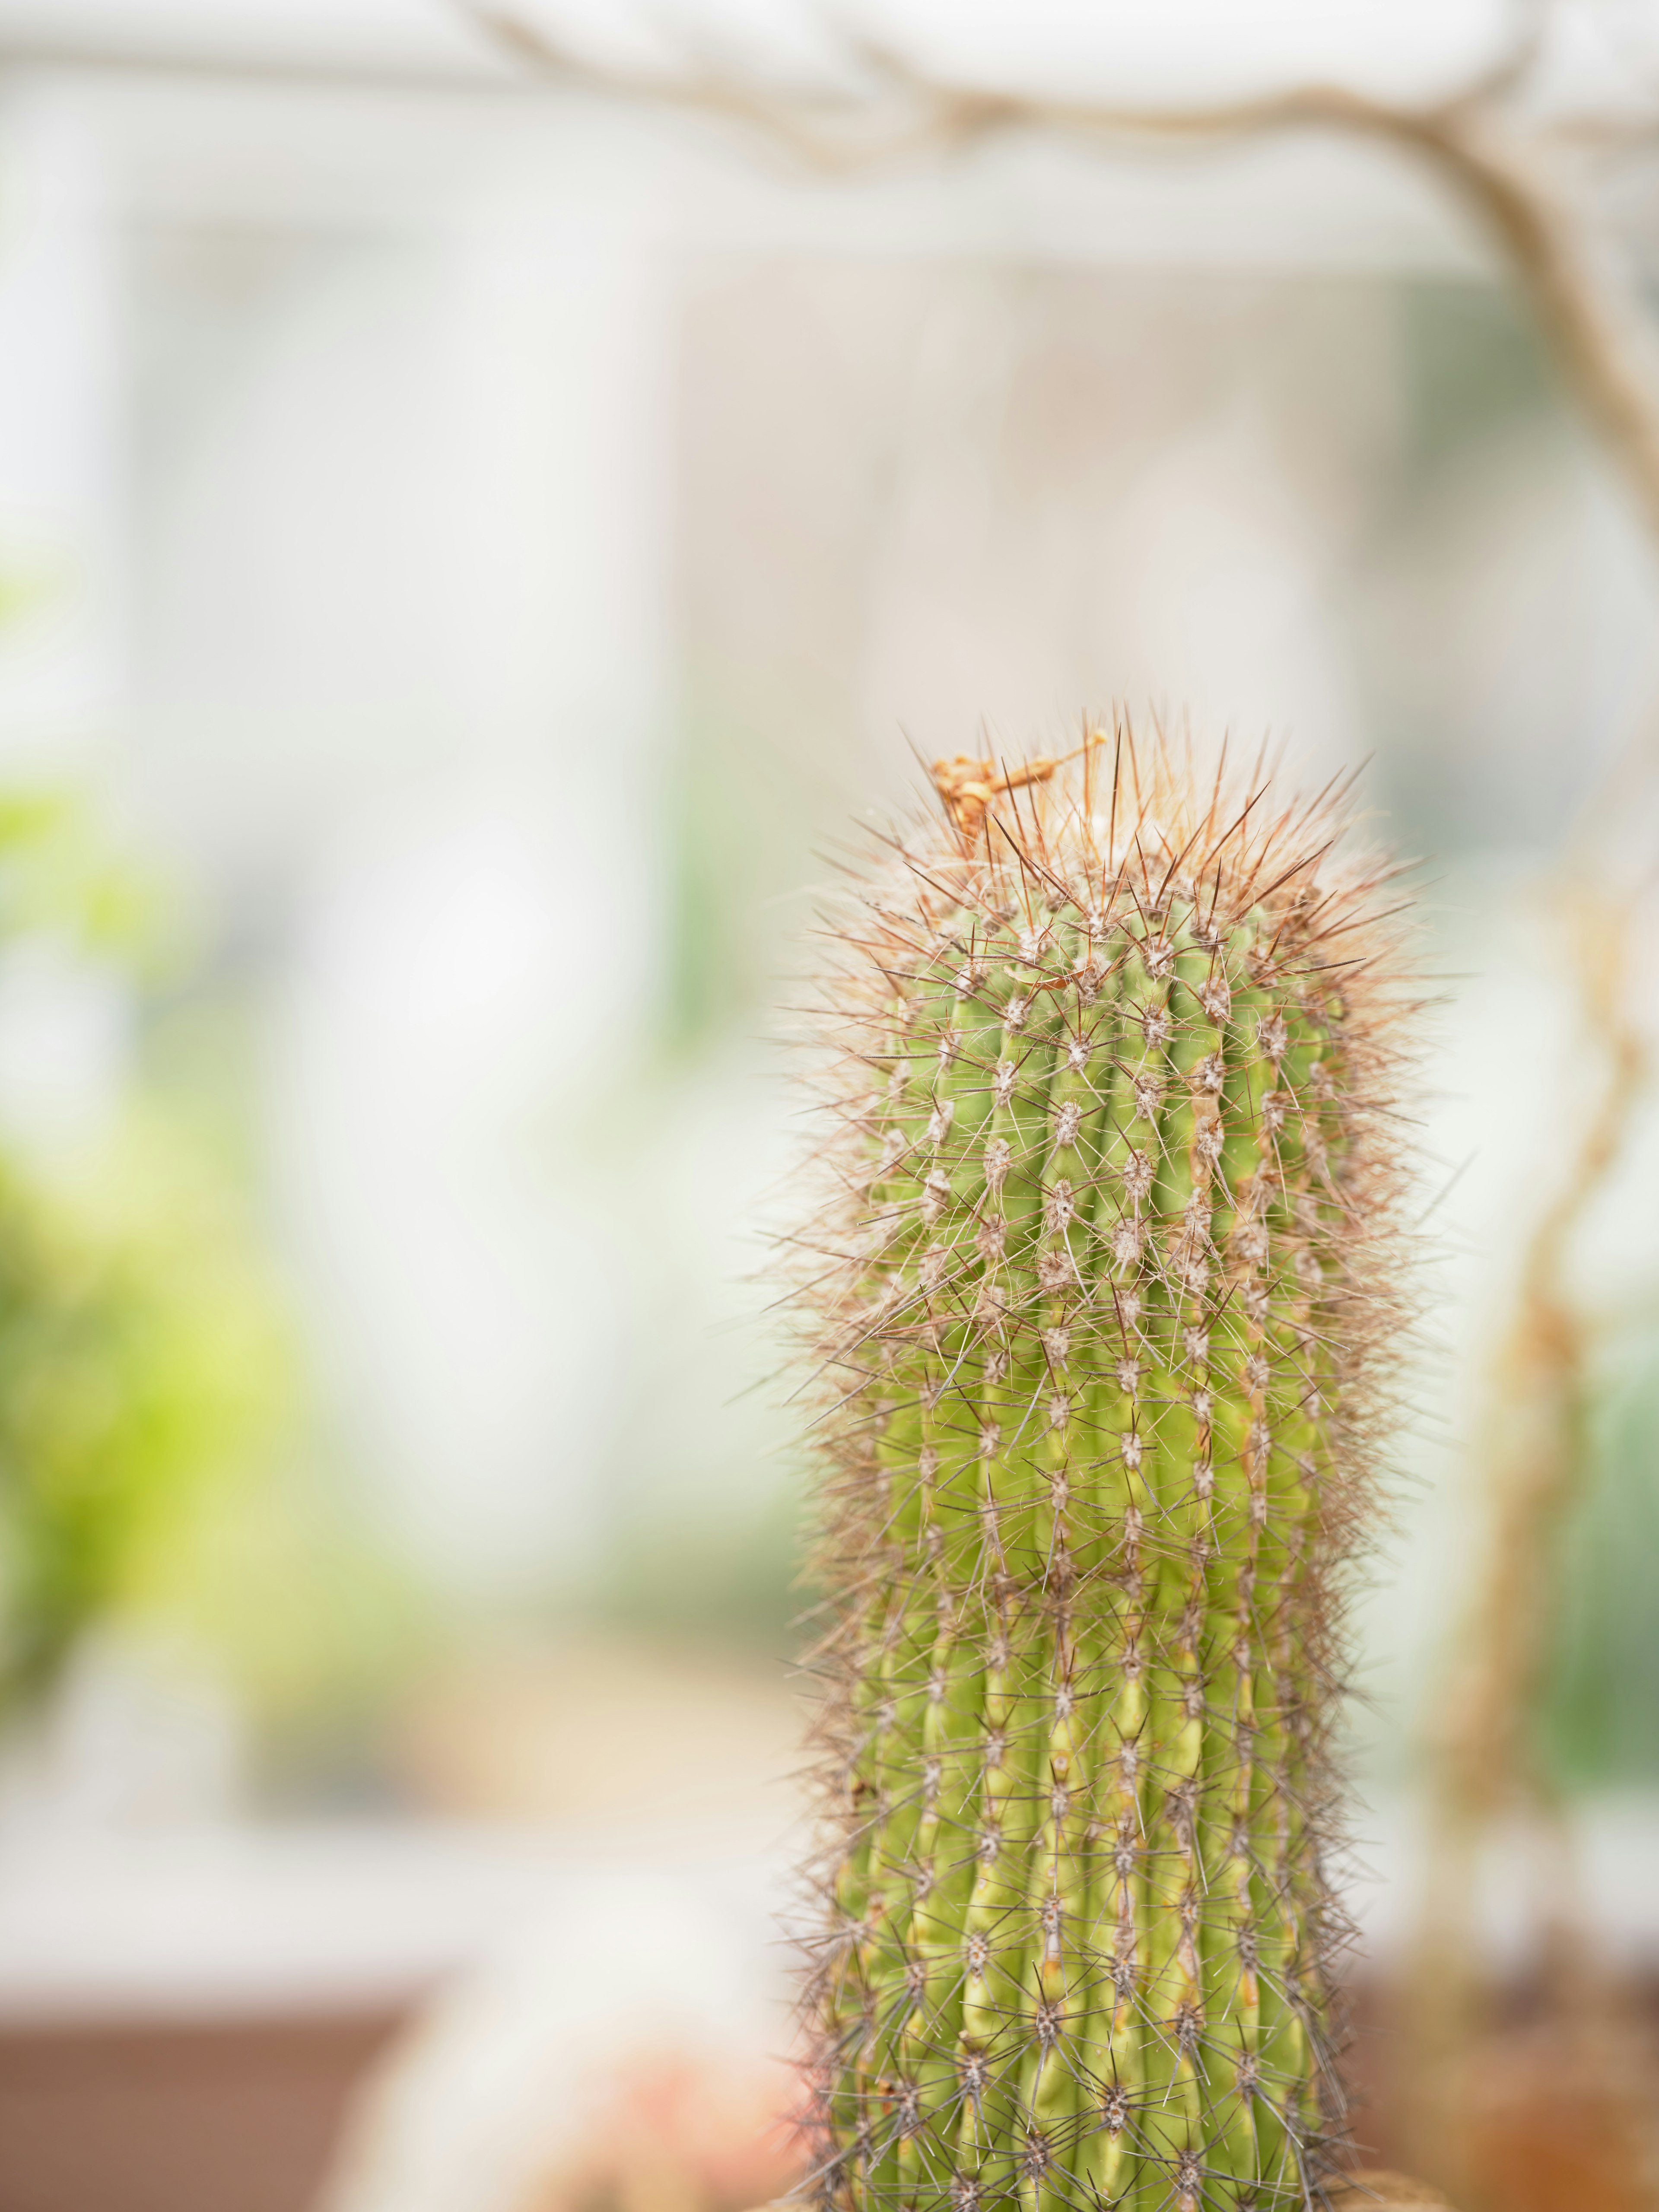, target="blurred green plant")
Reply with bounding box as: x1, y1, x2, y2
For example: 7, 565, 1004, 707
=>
1540, 1329, 1659, 1789
587, 1488, 804, 1660
0, 1112, 283, 1707
0, 786, 158, 962
660, 708, 823, 1061
0, 790, 273, 1713
0, 790, 420, 1759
